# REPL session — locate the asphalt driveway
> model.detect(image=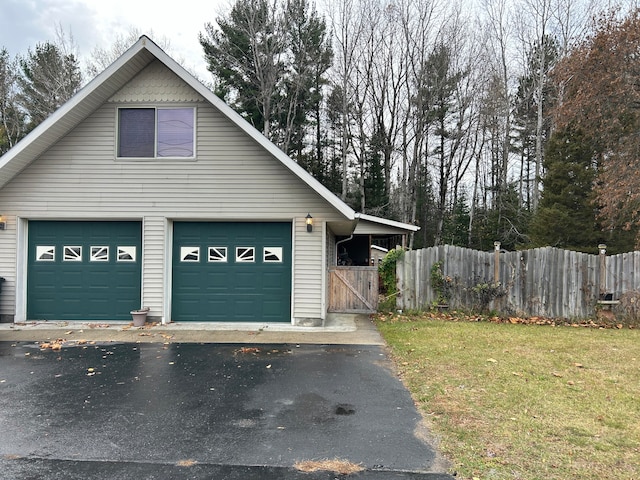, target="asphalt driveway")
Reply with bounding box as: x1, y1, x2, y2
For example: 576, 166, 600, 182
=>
0, 338, 454, 479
